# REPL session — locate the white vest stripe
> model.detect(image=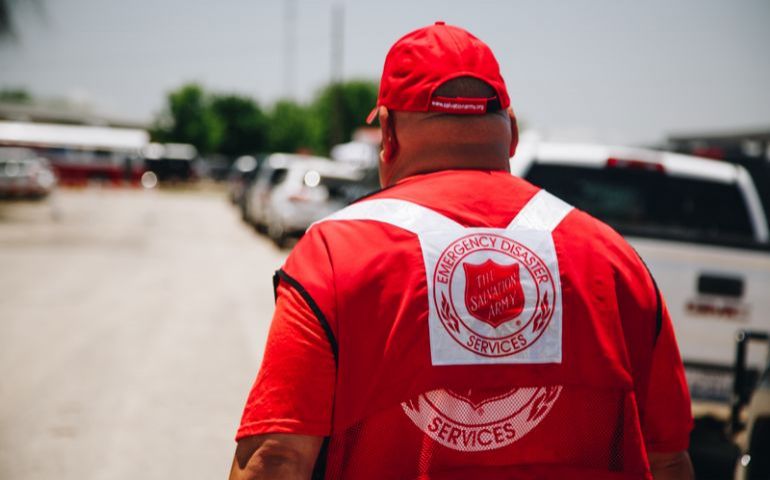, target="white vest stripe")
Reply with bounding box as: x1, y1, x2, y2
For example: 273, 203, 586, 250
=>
506, 190, 573, 232
312, 188, 573, 366
312, 198, 463, 236
314, 189, 573, 234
